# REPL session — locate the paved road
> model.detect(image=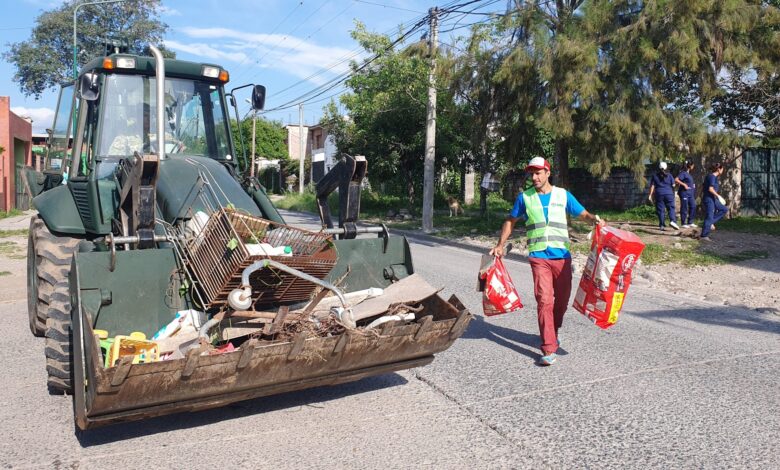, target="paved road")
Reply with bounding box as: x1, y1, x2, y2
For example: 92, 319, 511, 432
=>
1, 211, 778, 468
